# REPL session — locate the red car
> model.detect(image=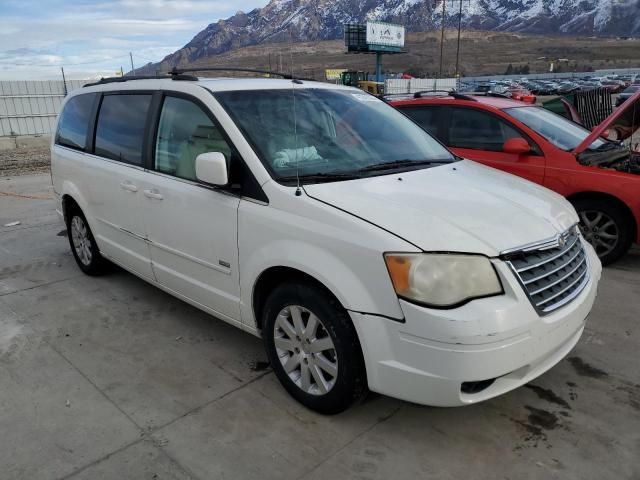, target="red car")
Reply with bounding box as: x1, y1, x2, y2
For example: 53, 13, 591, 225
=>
390, 92, 640, 265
